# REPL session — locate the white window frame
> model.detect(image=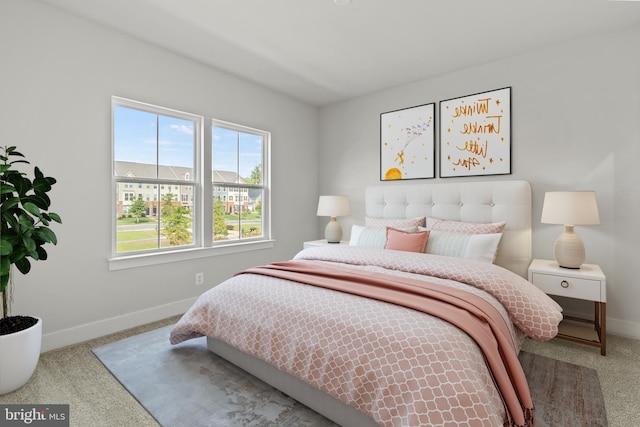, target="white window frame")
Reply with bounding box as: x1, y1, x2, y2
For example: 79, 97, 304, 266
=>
109, 97, 273, 271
